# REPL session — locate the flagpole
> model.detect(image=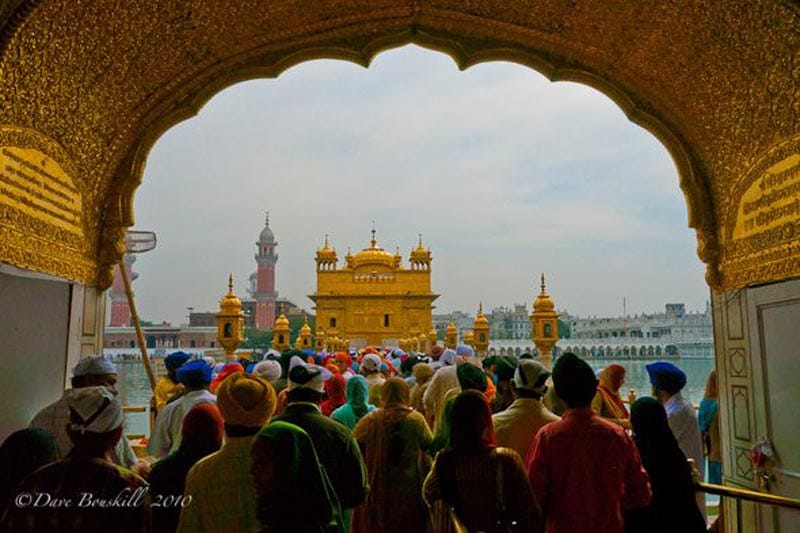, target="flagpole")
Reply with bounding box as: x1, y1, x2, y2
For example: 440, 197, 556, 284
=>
118, 258, 156, 391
